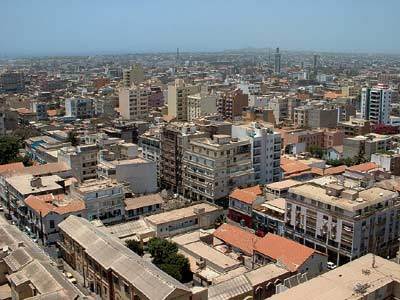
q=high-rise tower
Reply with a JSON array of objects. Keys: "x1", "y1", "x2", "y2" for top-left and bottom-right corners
[{"x1": 274, "y1": 47, "x2": 281, "y2": 75}]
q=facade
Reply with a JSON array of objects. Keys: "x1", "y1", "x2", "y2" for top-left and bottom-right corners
[
  {"x1": 285, "y1": 182, "x2": 400, "y2": 265},
  {"x1": 217, "y1": 89, "x2": 248, "y2": 119},
  {"x1": 167, "y1": 79, "x2": 201, "y2": 121},
  {"x1": 70, "y1": 179, "x2": 125, "y2": 224},
  {"x1": 182, "y1": 135, "x2": 254, "y2": 205},
  {"x1": 269, "y1": 97, "x2": 288, "y2": 124},
  {"x1": 186, "y1": 92, "x2": 218, "y2": 121},
  {"x1": 149, "y1": 86, "x2": 164, "y2": 108},
  {"x1": 58, "y1": 144, "x2": 98, "y2": 182},
  {"x1": 119, "y1": 85, "x2": 151, "y2": 120},
  {"x1": 307, "y1": 108, "x2": 338, "y2": 129},
  {"x1": 371, "y1": 152, "x2": 400, "y2": 176},
  {"x1": 122, "y1": 64, "x2": 145, "y2": 87},
  {"x1": 160, "y1": 123, "x2": 208, "y2": 193},
  {"x1": 228, "y1": 185, "x2": 263, "y2": 228},
  {"x1": 343, "y1": 134, "x2": 391, "y2": 160},
  {"x1": 253, "y1": 198, "x2": 286, "y2": 236},
  {"x1": 139, "y1": 129, "x2": 161, "y2": 185},
  {"x1": 124, "y1": 194, "x2": 163, "y2": 220},
  {"x1": 361, "y1": 84, "x2": 392, "y2": 125},
  {"x1": 31, "y1": 101, "x2": 48, "y2": 120},
  {"x1": 65, "y1": 97, "x2": 94, "y2": 119},
  {"x1": 232, "y1": 122, "x2": 282, "y2": 184},
  {"x1": 338, "y1": 117, "x2": 371, "y2": 137},
  {"x1": 94, "y1": 97, "x2": 116, "y2": 117},
  {"x1": 58, "y1": 216, "x2": 192, "y2": 300}
]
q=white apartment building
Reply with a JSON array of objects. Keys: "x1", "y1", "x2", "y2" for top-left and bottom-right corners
[
  {"x1": 285, "y1": 180, "x2": 400, "y2": 266},
  {"x1": 361, "y1": 84, "x2": 392, "y2": 125},
  {"x1": 58, "y1": 144, "x2": 98, "y2": 182},
  {"x1": 167, "y1": 79, "x2": 201, "y2": 121},
  {"x1": 65, "y1": 97, "x2": 94, "y2": 119},
  {"x1": 186, "y1": 92, "x2": 218, "y2": 121},
  {"x1": 232, "y1": 122, "x2": 282, "y2": 184},
  {"x1": 119, "y1": 85, "x2": 151, "y2": 120},
  {"x1": 182, "y1": 135, "x2": 254, "y2": 205},
  {"x1": 70, "y1": 179, "x2": 125, "y2": 224}
]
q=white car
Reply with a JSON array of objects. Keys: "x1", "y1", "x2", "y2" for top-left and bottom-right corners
[
  {"x1": 0, "y1": 205, "x2": 4, "y2": 212},
  {"x1": 327, "y1": 262, "x2": 337, "y2": 270}
]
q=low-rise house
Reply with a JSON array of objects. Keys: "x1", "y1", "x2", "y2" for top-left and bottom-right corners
[
  {"x1": 0, "y1": 223, "x2": 84, "y2": 299},
  {"x1": 124, "y1": 193, "x2": 163, "y2": 220},
  {"x1": 145, "y1": 202, "x2": 223, "y2": 238},
  {"x1": 24, "y1": 193, "x2": 86, "y2": 245},
  {"x1": 253, "y1": 198, "x2": 286, "y2": 236},
  {"x1": 253, "y1": 233, "x2": 327, "y2": 279},
  {"x1": 228, "y1": 185, "x2": 263, "y2": 228}
]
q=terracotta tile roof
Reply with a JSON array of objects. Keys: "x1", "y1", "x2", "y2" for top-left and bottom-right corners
[
  {"x1": 281, "y1": 160, "x2": 311, "y2": 176},
  {"x1": 324, "y1": 165, "x2": 346, "y2": 175},
  {"x1": 254, "y1": 233, "x2": 319, "y2": 272},
  {"x1": 347, "y1": 162, "x2": 378, "y2": 173},
  {"x1": 24, "y1": 194, "x2": 85, "y2": 217},
  {"x1": 229, "y1": 185, "x2": 262, "y2": 205},
  {"x1": 213, "y1": 223, "x2": 260, "y2": 256},
  {"x1": 0, "y1": 162, "x2": 24, "y2": 174}
]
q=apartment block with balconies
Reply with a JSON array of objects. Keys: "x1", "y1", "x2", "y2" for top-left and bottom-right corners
[
  {"x1": 284, "y1": 180, "x2": 400, "y2": 266},
  {"x1": 182, "y1": 134, "x2": 254, "y2": 206}
]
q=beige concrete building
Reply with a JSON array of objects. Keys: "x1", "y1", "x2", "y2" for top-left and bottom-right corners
[
  {"x1": 58, "y1": 144, "x2": 98, "y2": 182},
  {"x1": 343, "y1": 133, "x2": 391, "y2": 160},
  {"x1": 270, "y1": 254, "x2": 400, "y2": 300},
  {"x1": 338, "y1": 117, "x2": 371, "y2": 137},
  {"x1": 145, "y1": 202, "x2": 223, "y2": 238},
  {"x1": 70, "y1": 179, "x2": 125, "y2": 224},
  {"x1": 122, "y1": 64, "x2": 145, "y2": 87},
  {"x1": 285, "y1": 179, "x2": 400, "y2": 266},
  {"x1": 186, "y1": 91, "x2": 218, "y2": 121},
  {"x1": 119, "y1": 84, "x2": 151, "y2": 120},
  {"x1": 182, "y1": 135, "x2": 254, "y2": 205},
  {"x1": 168, "y1": 79, "x2": 201, "y2": 121},
  {"x1": 58, "y1": 216, "x2": 192, "y2": 300}
]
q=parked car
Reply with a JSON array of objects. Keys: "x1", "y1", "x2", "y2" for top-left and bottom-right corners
[{"x1": 327, "y1": 261, "x2": 337, "y2": 270}]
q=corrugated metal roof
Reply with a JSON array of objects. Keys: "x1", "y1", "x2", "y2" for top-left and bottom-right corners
[{"x1": 208, "y1": 274, "x2": 252, "y2": 300}]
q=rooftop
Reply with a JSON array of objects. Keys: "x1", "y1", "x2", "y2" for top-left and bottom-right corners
[
  {"x1": 254, "y1": 233, "x2": 321, "y2": 272},
  {"x1": 124, "y1": 193, "x2": 163, "y2": 211},
  {"x1": 269, "y1": 254, "x2": 400, "y2": 300},
  {"x1": 265, "y1": 179, "x2": 301, "y2": 191},
  {"x1": 145, "y1": 203, "x2": 222, "y2": 225},
  {"x1": 229, "y1": 185, "x2": 263, "y2": 205},
  {"x1": 6, "y1": 174, "x2": 64, "y2": 196},
  {"x1": 24, "y1": 194, "x2": 85, "y2": 217}
]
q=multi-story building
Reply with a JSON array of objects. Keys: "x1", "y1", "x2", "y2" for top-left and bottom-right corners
[
  {"x1": 58, "y1": 144, "x2": 98, "y2": 182},
  {"x1": 217, "y1": 89, "x2": 248, "y2": 120},
  {"x1": 232, "y1": 122, "x2": 282, "y2": 184},
  {"x1": 0, "y1": 71, "x2": 25, "y2": 92},
  {"x1": 269, "y1": 254, "x2": 400, "y2": 300},
  {"x1": 285, "y1": 181, "x2": 400, "y2": 266},
  {"x1": 293, "y1": 106, "x2": 311, "y2": 128},
  {"x1": 338, "y1": 117, "x2": 371, "y2": 137},
  {"x1": 168, "y1": 79, "x2": 201, "y2": 121},
  {"x1": 122, "y1": 64, "x2": 145, "y2": 87},
  {"x1": 58, "y1": 216, "x2": 192, "y2": 300},
  {"x1": 371, "y1": 152, "x2": 400, "y2": 176},
  {"x1": 0, "y1": 110, "x2": 18, "y2": 135},
  {"x1": 139, "y1": 128, "x2": 161, "y2": 185},
  {"x1": 65, "y1": 97, "x2": 94, "y2": 119},
  {"x1": 70, "y1": 179, "x2": 125, "y2": 224},
  {"x1": 269, "y1": 97, "x2": 288, "y2": 124},
  {"x1": 94, "y1": 97, "x2": 116, "y2": 117},
  {"x1": 31, "y1": 101, "x2": 48, "y2": 120},
  {"x1": 182, "y1": 134, "x2": 254, "y2": 205},
  {"x1": 361, "y1": 84, "x2": 392, "y2": 125},
  {"x1": 274, "y1": 47, "x2": 281, "y2": 75},
  {"x1": 160, "y1": 123, "x2": 208, "y2": 193},
  {"x1": 308, "y1": 108, "x2": 338, "y2": 129},
  {"x1": 186, "y1": 91, "x2": 218, "y2": 121},
  {"x1": 119, "y1": 84, "x2": 151, "y2": 120},
  {"x1": 343, "y1": 133, "x2": 391, "y2": 160},
  {"x1": 149, "y1": 86, "x2": 164, "y2": 108}
]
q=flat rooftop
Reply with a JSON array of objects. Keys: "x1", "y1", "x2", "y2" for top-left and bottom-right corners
[
  {"x1": 270, "y1": 254, "x2": 400, "y2": 300},
  {"x1": 145, "y1": 203, "x2": 222, "y2": 225},
  {"x1": 289, "y1": 184, "x2": 398, "y2": 212},
  {"x1": 6, "y1": 174, "x2": 64, "y2": 196}
]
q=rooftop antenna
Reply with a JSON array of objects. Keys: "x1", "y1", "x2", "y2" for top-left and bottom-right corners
[{"x1": 176, "y1": 47, "x2": 180, "y2": 66}]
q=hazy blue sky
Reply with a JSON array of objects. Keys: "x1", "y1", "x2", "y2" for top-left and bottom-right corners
[{"x1": 1, "y1": 0, "x2": 399, "y2": 56}]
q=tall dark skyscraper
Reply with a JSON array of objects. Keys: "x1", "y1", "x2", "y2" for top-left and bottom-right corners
[
  {"x1": 313, "y1": 54, "x2": 319, "y2": 74},
  {"x1": 274, "y1": 47, "x2": 281, "y2": 74}
]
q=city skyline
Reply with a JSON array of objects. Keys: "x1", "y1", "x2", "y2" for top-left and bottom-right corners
[{"x1": 1, "y1": 0, "x2": 400, "y2": 56}]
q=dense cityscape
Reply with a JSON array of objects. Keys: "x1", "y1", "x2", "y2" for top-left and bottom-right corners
[{"x1": 2, "y1": 2, "x2": 400, "y2": 299}]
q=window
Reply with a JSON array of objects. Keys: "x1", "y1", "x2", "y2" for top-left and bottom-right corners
[{"x1": 49, "y1": 220, "x2": 55, "y2": 229}]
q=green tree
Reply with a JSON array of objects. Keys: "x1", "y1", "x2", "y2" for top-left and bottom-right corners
[
  {"x1": 307, "y1": 145, "x2": 324, "y2": 159},
  {"x1": 67, "y1": 130, "x2": 79, "y2": 146},
  {"x1": 326, "y1": 159, "x2": 344, "y2": 167},
  {"x1": 125, "y1": 239, "x2": 144, "y2": 256},
  {"x1": 147, "y1": 238, "x2": 192, "y2": 283},
  {"x1": 0, "y1": 136, "x2": 21, "y2": 164}
]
